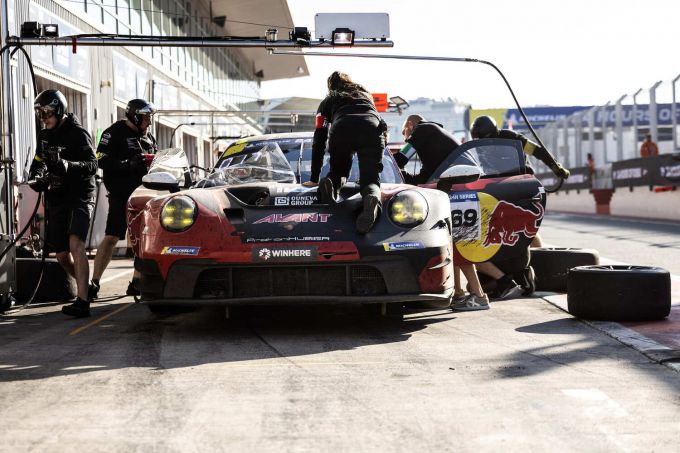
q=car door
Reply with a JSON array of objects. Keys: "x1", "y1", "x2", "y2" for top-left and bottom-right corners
[{"x1": 420, "y1": 138, "x2": 545, "y2": 264}]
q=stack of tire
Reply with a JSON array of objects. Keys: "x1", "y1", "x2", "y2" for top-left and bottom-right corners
[{"x1": 531, "y1": 247, "x2": 671, "y2": 321}]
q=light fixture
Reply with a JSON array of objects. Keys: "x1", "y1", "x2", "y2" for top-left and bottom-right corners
[
  {"x1": 290, "y1": 27, "x2": 311, "y2": 45},
  {"x1": 332, "y1": 28, "x2": 355, "y2": 46},
  {"x1": 255, "y1": 69, "x2": 264, "y2": 79}
]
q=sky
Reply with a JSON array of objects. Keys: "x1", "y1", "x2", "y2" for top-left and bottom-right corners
[{"x1": 261, "y1": 0, "x2": 680, "y2": 109}]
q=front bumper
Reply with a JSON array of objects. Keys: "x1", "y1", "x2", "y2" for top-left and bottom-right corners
[{"x1": 135, "y1": 254, "x2": 453, "y2": 305}]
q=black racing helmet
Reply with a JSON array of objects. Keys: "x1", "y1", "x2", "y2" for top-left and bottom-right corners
[
  {"x1": 34, "y1": 89, "x2": 67, "y2": 123},
  {"x1": 471, "y1": 115, "x2": 498, "y2": 139},
  {"x1": 125, "y1": 98, "x2": 156, "y2": 127}
]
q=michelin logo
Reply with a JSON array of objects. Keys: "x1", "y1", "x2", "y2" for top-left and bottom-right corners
[
  {"x1": 383, "y1": 241, "x2": 425, "y2": 251},
  {"x1": 161, "y1": 246, "x2": 200, "y2": 255}
]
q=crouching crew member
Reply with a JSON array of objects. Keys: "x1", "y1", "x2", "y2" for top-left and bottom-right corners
[
  {"x1": 90, "y1": 99, "x2": 157, "y2": 299},
  {"x1": 303, "y1": 71, "x2": 387, "y2": 234},
  {"x1": 29, "y1": 89, "x2": 98, "y2": 318},
  {"x1": 470, "y1": 115, "x2": 570, "y2": 179}
]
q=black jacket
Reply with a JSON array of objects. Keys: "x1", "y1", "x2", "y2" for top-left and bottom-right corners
[
  {"x1": 97, "y1": 120, "x2": 157, "y2": 196},
  {"x1": 29, "y1": 113, "x2": 97, "y2": 201},
  {"x1": 404, "y1": 121, "x2": 459, "y2": 184},
  {"x1": 311, "y1": 90, "x2": 378, "y2": 182}
]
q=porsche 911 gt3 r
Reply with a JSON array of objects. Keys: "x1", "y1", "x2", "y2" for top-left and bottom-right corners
[{"x1": 127, "y1": 133, "x2": 454, "y2": 315}]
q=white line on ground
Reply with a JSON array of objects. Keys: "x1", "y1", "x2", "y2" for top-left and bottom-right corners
[{"x1": 98, "y1": 269, "x2": 133, "y2": 284}]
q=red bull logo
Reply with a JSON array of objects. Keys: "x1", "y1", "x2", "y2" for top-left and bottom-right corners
[{"x1": 482, "y1": 201, "x2": 544, "y2": 247}]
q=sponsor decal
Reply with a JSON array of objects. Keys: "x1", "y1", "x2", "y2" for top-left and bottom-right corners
[
  {"x1": 613, "y1": 167, "x2": 647, "y2": 180},
  {"x1": 246, "y1": 236, "x2": 330, "y2": 243},
  {"x1": 254, "y1": 213, "x2": 332, "y2": 224},
  {"x1": 161, "y1": 246, "x2": 200, "y2": 255},
  {"x1": 252, "y1": 246, "x2": 318, "y2": 262},
  {"x1": 661, "y1": 165, "x2": 680, "y2": 178},
  {"x1": 483, "y1": 201, "x2": 544, "y2": 247},
  {"x1": 274, "y1": 195, "x2": 317, "y2": 206},
  {"x1": 383, "y1": 241, "x2": 425, "y2": 251}
]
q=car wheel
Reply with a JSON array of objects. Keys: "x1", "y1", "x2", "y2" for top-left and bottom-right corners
[
  {"x1": 147, "y1": 303, "x2": 195, "y2": 315},
  {"x1": 530, "y1": 248, "x2": 599, "y2": 292},
  {"x1": 567, "y1": 265, "x2": 671, "y2": 321},
  {"x1": 362, "y1": 302, "x2": 405, "y2": 320}
]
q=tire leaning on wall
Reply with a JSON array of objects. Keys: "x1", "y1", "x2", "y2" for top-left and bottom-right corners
[
  {"x1": 567, "y1": 265, "x2": 671, "y2": 321},
  {"x1": 530, "y1": 248, "x2": 600, "y2": 292}
]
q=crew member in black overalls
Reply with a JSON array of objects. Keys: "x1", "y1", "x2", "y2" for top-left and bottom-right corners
[
  {"x1": 303, "y1": 71, "x2": 386, "y2": 234},
  {"x1": 470, "y1": 115, "x2": 570, "y2": 179},
  {"x1": 90, "y1": 99, "x2": 157, "y2": 299},
  {"x1": 398, "y1": 114, "x2": 460, "y2": 184},
  {"x1": 28, "y1": 90, "x2": 98, "y2": 318}
]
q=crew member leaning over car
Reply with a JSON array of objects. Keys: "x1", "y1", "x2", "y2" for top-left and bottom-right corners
[
  {"x1": 90, "y1": 98, "x2": 157, "y2": 300},
  {"x1": 397, "y1": 114, "x2": 460, "y2": 185},
  {"x1": 302, "y1": 71, "x2": 387, "y2": 234},
  {"x1": 470, "y1": 115, "x2": 570, "y2": 179}
]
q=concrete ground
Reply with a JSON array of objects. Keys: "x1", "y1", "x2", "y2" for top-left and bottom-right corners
[{"x1": 0, "y1": 214, "x2": 678, "y2": 452}]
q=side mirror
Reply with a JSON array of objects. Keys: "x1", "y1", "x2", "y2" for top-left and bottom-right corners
[
  {"x1": 142, "y1": 171, "x2": 180, "y2": 193},
  {"x1": 436, "y1": 164, "x2": 481, "y2": 192}
]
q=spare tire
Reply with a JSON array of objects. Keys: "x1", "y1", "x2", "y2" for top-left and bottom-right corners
[
  {"x1": 530, "y1": 248, "x2": 599, "y2": 292},
  {"x1": 567, "y1": 265, "x2": 671, "y2": 321},
  {"x1": 15, "y1": 257, "x2": 76, "y2": 302}
]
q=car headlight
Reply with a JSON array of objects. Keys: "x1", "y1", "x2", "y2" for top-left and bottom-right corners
[
  {"x1": 161, "y1": 195, "x2": 197, "y2": 232},
  {"x1": 389, "y1": 190, "x2": 429, "y2": 227}
]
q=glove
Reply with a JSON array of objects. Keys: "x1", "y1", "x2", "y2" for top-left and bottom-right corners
[
  {"x1": 393, "y1": 152, "x2": 410, "y2": 169},
  {"x1": 47, "y1": 158, "x2": 68, "y2": 176},
  {"x1": 28, "y1": 177, "x2": 48, "y2": 193},
  {"x1": 550, "y1": 162, "x2": 570, "y2": 179},
  {"x1": 123, "y1": 154, "x2": 147, "y2": 172}
]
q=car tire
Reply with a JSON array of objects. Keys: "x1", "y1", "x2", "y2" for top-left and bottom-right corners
[
  {"x1": 147, "y1": 303, "x2": 195, "y2": 315},
  {"x1": 15, "y1": 257, "x2": 76, "y2": 302},
  {"x1": 567, "y1": 265, "x2": 671, "y2": 321},
  {"x1": 530, "y1": 248, "x2": 600, "y2": 292},
  {"x1": 363, "y1": 302, "x2": 405, "y2": 320}
]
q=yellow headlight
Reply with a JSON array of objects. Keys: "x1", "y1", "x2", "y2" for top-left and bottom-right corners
[
  {"x1": 389, "y1": 190, "x2": 429, "y2": 227},
  {"x1": 161, "y1": 196, "x2": 197, "y2": 232}
]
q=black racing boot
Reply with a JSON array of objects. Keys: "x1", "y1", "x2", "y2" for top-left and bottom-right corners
[
  {"x1": 356, "y1": 195, "x2": 381, "y2": 234},
  {"x1": 126, "y1": 280, "x2": 141, "y2": 297},
  {"x1": 317, "y1": 177, "x2": 336, "y2": 205},
  {"x1": 62, "y1": 297, "x2": 91, "y2": 318}
]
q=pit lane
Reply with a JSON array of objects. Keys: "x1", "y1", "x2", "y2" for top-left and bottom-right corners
[{"x1": 0, "y1": 213, "x2": 678, "y2": 451}]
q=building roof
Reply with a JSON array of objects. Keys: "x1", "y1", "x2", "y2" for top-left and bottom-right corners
[{"x1": 210, "y1": 0, "x2": 309, "y2": 81}]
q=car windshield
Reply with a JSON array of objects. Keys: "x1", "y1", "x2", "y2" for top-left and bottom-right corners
[
  {"x1": 430, "y1": 139, "x2": 525, "y2": 181},
  {"x1": 207, "y1": 141, "x2": 296, "y2": 185},
  {"x1": 218, "y1": 137, "x2": 403, "y2": 184}
]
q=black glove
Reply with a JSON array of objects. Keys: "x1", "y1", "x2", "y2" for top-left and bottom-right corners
[
  {"x1": 123, "y1": 154, "x2": 147, "y2": 172},
  {"x1": 549, "y1": 162, "x2": 570, "y2": 179},
  {"x1": 28, "y1": 176, "x2": 49, "y2": 193},
  {"x1": 393, "y1": 152, "x2": 410, "y2": 169},
  {"x1": 47, "y1": 158, "x2": 68, "y2": 176}
]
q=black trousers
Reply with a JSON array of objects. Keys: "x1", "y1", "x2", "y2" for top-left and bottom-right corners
[{"x1": 328, "y1": 114, "x2": 384, "y2": 200}]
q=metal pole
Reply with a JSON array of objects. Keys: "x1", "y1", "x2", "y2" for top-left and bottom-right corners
[
  {"x1": 562, "y1": 117, "x2": 569, "y2": 168},
  {"x1": 0, "y1": 0, "x2": 15, "y2": 241},
  {"x1": 632, "y1": 88, "x2": 642, "y2": 156},
  {"x1": 588, "y1": 106, "x2": 596, "y2": 159},
  {"x1": 673, "y1": 74, "x2": 680, "y2": 150},
  {"x1": 615, "y1": 95, "x2": 626, "y2": 161},
  {"x1": 8, "y1": 36, "x2": 395, "y2": 49},
  {"x1": 601, "y1": 102, "x2": 610, "y2": 162},
  {"x1": 648, "y1": 80, "x2": 662, "y2": 144}
]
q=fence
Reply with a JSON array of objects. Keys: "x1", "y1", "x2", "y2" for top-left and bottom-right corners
[{"x1": 533, "y1": 75, "x2": 680, "y2": 175}]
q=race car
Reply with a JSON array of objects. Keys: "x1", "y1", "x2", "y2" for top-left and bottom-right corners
[{"x1": 127, "y1": 133, "x2": 455, "y2": 316}]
